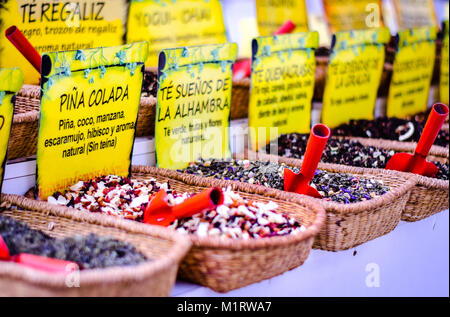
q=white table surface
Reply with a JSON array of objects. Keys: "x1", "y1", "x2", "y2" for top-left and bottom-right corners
[{"x1": 3, "y1": 127, "x2": 449, "y2": 297}]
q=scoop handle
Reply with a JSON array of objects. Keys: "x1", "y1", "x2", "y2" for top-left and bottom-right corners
[
  {"x1": 5, "y1": 26, "x2": 41, "y2": 73},
  {"x1": 415, "y1": 103, "x2": 449, "y2": 157},
  {"x1": 300, "y1": 124, "x2": 331, "y2": 180},
  {"x1": 0, "y1": 236, "x2": 11, "y2": 260},
  {"x1": 172, "y1": 188, "x2": 224, "y2": 219},
  {"x1": 273, "y1": 20, "x2": 296, "y2": 35},
  {"x1": 12, "y1": 254, "x2": 77, "y2": 273}
]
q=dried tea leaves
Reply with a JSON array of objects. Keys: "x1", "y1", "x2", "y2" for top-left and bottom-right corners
[{"x1": 0, "y1": 214, "x2": 147, "y2": 270}]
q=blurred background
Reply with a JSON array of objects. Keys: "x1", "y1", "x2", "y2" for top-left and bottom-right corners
[{"x1": 222, "y1": 0, "x2": 449, "y2": 57}]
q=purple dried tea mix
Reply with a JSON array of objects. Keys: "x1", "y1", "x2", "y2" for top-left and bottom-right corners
[
  {"x1": 0, "y1": 214, "x2": 147, "y2": 270},
  {"x1": 270, "y1": 134, "x2": 449, "y2": 181},
  {"x1": 181, "y1": 159, "x2": 391, "y2": 204}
]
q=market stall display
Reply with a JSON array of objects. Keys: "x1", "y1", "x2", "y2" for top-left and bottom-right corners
[{"x1": 0, "y1": 0, "x2": 448, "y2": 298}]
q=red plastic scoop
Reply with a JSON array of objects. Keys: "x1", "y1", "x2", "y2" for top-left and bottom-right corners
[
  {"x1": 233, "y1": 20, "x2": 297, "y2": 81},
  {"x1": 144, "y1": 187, "x2": 224, "y2": 227},
  {"x1": 0, "y1": 235, "x2": 76, "y2": 273},
  {"x1": 385, "y1": 103, "x2": 449, "y2": 177},
  {"x1": 5, "y1": 25, "x2": 41, "y2": 73},
  {"x1": 284, "y1": 124, "x2": 331, "y2": 198}
]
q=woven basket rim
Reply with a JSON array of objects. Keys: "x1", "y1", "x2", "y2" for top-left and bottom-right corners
[
  {"x1": 233, "y1": 151, "x2": 418, "y2": 215},
  {"x1": 349, "y1": 137, "x2": 449, "y2": 158},
  {"x1": 16, "y1": 84, "x2": 41, "y2": 98},
  {"x1": 131, "y1": 165, "x2": 326, "y2": 250},
  {"x1": 140, "y1": 95, "x2": 157, "y2": 105},
  {"x1": 0, "y1": 194, "x2": 192, "y2": 288},
  {"x1": 326, "y1": 136, "x2": 449, "y2": 188}
]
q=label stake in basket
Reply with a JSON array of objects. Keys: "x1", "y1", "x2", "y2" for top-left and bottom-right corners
[
  {"x1": 284, "y1": 124, "x2": 331, "y2": 198},
  {"x1": 386, "y1": 103, "x2": 449, "y2": 177},
  {"x1": 440, "y1": 20, "x2": 449, "y2": 105},
  {"x1": 155, "y1": 43, "x2": 238, "y2": 170},
  {"x1": 255, "y1": 0, "x2": 309, "y2": 37},
  {"x1": 0, "y1": 68, "x2": 23, "y2": 199},
  {"x1": 0, "y1": 0, "x2": 128, "y2": 85},
  {"x1": 322, "y1": 0, "x2": 384, "y2": 33},
  {"x1": 321, "y1": 27, "x2": 391, "y2": 128},
  {"x1": 386, "y1": 26, "x2": 437, "y2": 118},
  {"x1": 126, "y1": 0, "x2": 228, "y2": 66},
  {"x1": 35, "y1": 43, "x2": 148, "y2": 200},
  {"x1": 248, "y1": 30, "x2": 319, "y2": 151}
]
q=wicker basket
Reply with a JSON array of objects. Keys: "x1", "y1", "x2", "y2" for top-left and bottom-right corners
[
  {"x1": 8, "y1": 85, "x2": 156, "y2": 160},
  {"x1": 349, "y1": 137, "x2": 449, "y2": 222},
  {"x1": 233, "y1": 152, "x2": 417, "y2": 251},
  {"x1": 0, "y1": 194, "x2": 191, "y2": 297},
  {"x1": 21, "y1": 165, "x2": 325, "y2": 293},
  {"x1": 136, "y1": 96, "x2": 157, "y2": 137},
  {"x1": 230, "y1": 78, "x2": 251, "y2": 120},
  {"x1": 8, "y1": 85, "x2": 40, "y2": 160}
]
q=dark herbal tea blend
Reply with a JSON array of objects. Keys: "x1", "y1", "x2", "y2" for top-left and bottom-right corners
[
  {"x1": 48, "y1": 176, "x2": 305, "y2": 239},
  {"x1": 270, "y1": 134, "x2": 449, "y2": 181},
  {"x1": 332, "y1": 115, "x2": 449, "y2": 147},
  {"x1": 0, "y1": 215, "x2": 147, "y2": 269},
  {"x1": 181, "y1": 159, "x2": 391, "y2": 204}
]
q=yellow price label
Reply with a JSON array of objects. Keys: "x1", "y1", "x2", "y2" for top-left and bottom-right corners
[
  {"x1": 440, "y1": 21, "x2": 449, "y2": 105},
  {"x1": 387, "y1": 26, "x2": 437, "y2": 118},
  {"x1": 392, "y1": 0, "x2": 438, "y2": 29},
  {"x1": 0, "y1": 68, "x2": 24, "y2": 196},
  {"x1": 322, "y1": 28, "x2": 390, "y2": 128},
  {"x1": 255, "y1": 0, "x2": 309, "y2": 36},
  {"x1": 126, "y1": 0, "x2": 228, "y2": 66},
  {"x1": 0, "y1": 0, "x2": 127, "y2": 85},
  {"x1": 155, "y1": 43, "x2": 238, "y2": 170},
  {"x1": 249, "y1": 32, "x2": 319, "y2": 151},
  {"x1": 323, "y1": 0, "x2": 384, "y2": 33},
  {"x1": 36, "y1": 43, "x2": 148, "y2": 200}
]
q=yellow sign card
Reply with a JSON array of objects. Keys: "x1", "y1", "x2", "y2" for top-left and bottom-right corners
[
  {"x1": 155, "y1": 43, "x2": 238, "y2": 170},
  {"x1": 0, "y1": 0, "x2": 127, "y2": 85},
  {"x1": 323, "y1": 0, "x2": 384, "y2": 33},
  {"x1": 387, "y1": 26, "x2": 437, "y2": 118},
  {"x1": 255, "y1": 0, "x2": 309, "y2": 36},
  {"x1": 36, "y1": 42, "x2": 148, "y2": 199},
  {"x1": 249, "y1": 32, "x2": 319, "y2": 151},
  {"x1": 0, "y1": 68, "x2": 24, "y2": 195},
  {"x1": 126, "y1": 0, "x2": 228, "y2": 66},
  {"x1": 440, "y1": 21, "x2": 449, "y2": 105},
  {"x1": 392, "y1": 0, "x2": 438, "y2": 29},
  {"x1": 322, "y1": 28, "x2": 390, "y2": 128}
]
